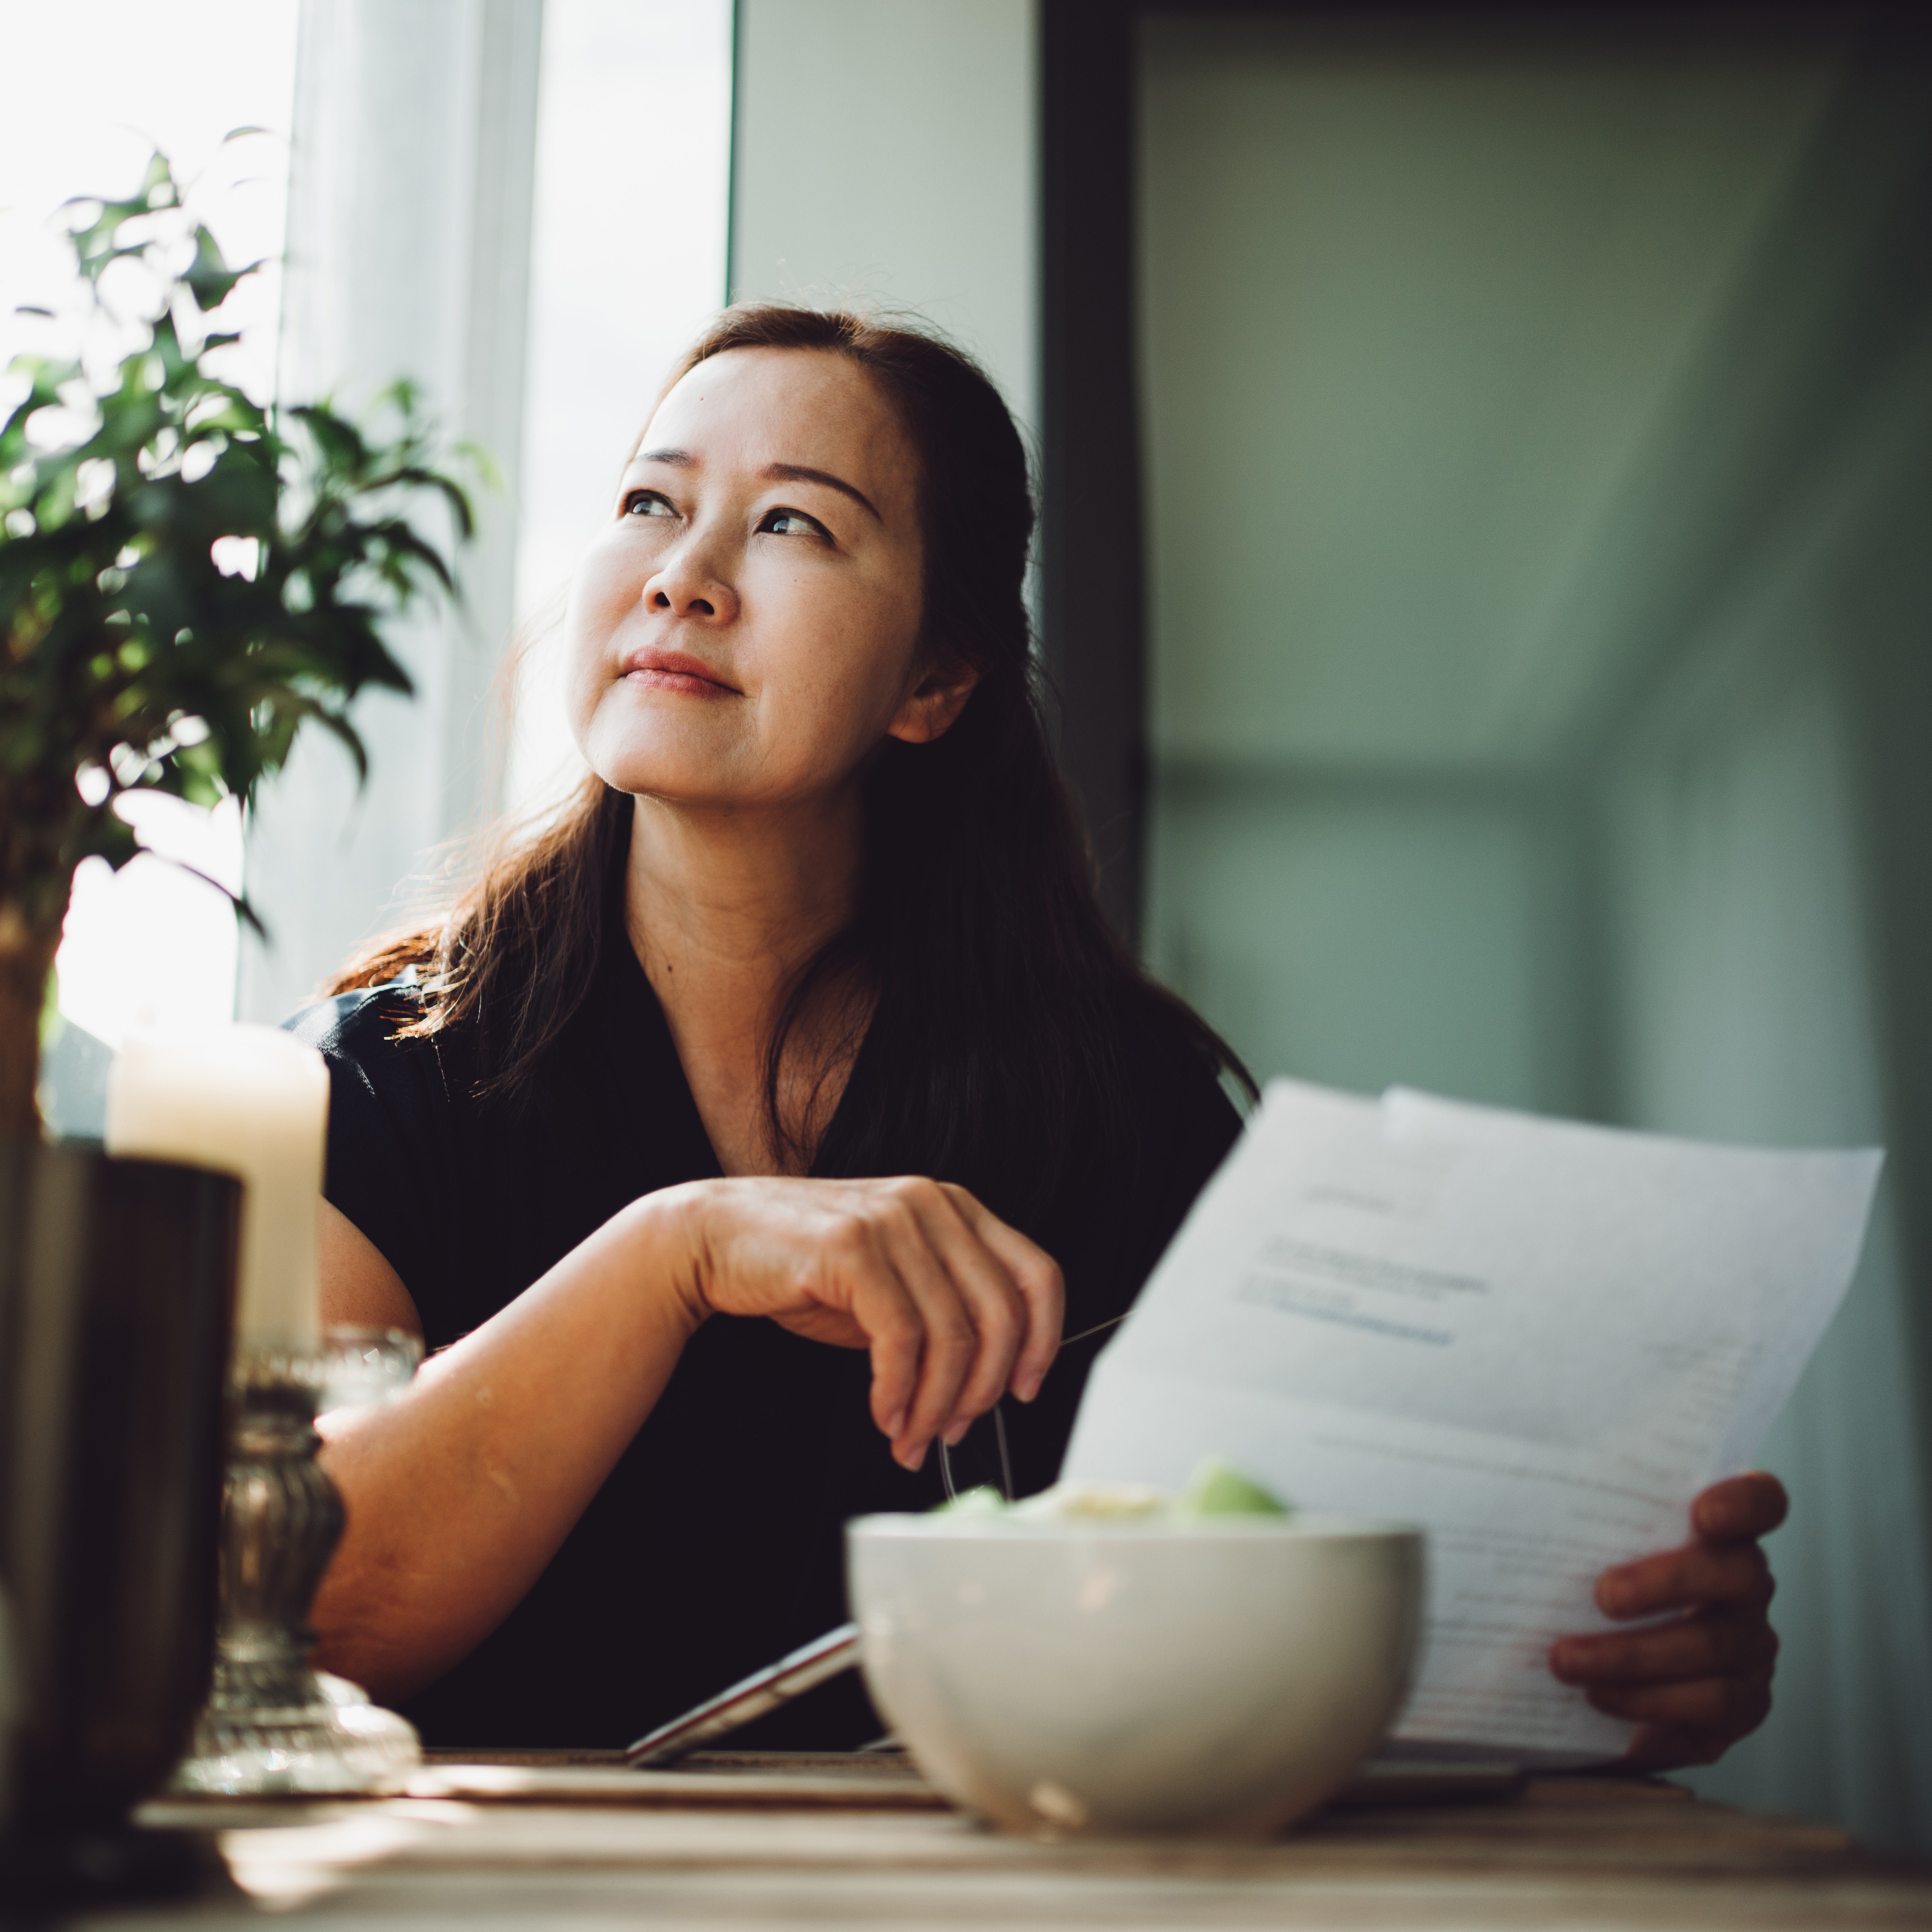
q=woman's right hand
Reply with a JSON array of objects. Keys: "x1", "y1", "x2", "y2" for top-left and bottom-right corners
[{"x1": 647, "y1": 1176, "x2": 1064, "y2": 1473}]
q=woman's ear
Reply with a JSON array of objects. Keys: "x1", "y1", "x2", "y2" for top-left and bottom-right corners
[{"x1": 887, "y1": 655, "x2": 981, "y2": 745}]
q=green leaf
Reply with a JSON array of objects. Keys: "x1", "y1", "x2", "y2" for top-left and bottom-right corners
[
  {"x1": 182, "y1": 226, "x2": 248, "y2": 314},
  {"x1": 4, "y1": 142, "x2": 480, "y2": 934}
]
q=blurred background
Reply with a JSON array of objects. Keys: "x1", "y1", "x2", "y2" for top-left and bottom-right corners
[{"x1": 5, "y1": 0, "x2": 1928, "y2": 1853}]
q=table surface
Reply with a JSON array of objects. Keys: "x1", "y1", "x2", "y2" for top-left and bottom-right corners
[{"x1": 73, "y1": 1749, "x2": 1932, "y2": 1930}]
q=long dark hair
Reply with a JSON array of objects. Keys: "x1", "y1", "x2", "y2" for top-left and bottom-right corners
[{"x1": 332, "y1": 306, "x2": 1250, "y2": 1225}]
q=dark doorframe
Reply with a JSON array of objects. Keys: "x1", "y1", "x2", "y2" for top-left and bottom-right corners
[{"x1": 1038, "y1": 0, "x2": 1146, "y2": 941}]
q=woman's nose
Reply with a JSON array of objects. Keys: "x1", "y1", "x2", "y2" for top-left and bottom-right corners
[{"x1": 642, "y1": 543, "x2": 739, "y2": 624}]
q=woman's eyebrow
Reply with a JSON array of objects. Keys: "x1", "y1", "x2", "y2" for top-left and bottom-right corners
[
  {"x1": 628, "y1": 449, "x2": 881, "y2": 524},
  {"x1": 760, "y1": 462, "x2": 881, "y2": 523}
]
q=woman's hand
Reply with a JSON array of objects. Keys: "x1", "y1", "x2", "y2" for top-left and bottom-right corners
[
  {"x1": 653, "y1": 1175, "x2": 1064, "y2": 1473},
  {"x1": 1548, "y1": 1471, "x2": 1787, "y2": 1768}
]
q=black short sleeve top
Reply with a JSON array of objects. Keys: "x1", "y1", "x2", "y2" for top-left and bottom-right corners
[{"x1": 287, "y1": 934, "x2": 1241, "y2": 1749}]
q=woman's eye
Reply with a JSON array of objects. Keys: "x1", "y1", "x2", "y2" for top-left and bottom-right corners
[
  {"x1": 622, "y1": 490, "x2": 676, "y2": 519},
  {"x1": 759, "y1": 507, "x2": 828, "y2": 541}
]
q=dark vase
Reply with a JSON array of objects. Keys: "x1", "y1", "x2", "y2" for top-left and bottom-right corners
[{"x1": 0, "y1": 1140, "x2": 240, "y2": 1847}]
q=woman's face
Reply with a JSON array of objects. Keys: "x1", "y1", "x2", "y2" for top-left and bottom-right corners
[{"x1": 566, "y1": 346, "x2": 969, "y2": 813}]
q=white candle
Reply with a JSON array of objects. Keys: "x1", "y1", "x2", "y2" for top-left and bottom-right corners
[{"x1": 106, "y1": 1025, "x2": 329, "y2": 1348}]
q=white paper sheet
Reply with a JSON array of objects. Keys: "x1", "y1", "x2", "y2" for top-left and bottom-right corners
[{"x1": 1062, "y1": 1079, "x2": 1882, "y2": 1758}]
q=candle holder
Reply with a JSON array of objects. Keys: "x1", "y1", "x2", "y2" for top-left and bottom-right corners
[{"x1": 166, "y1": 1337, "x2": 422, "y2": 1797}]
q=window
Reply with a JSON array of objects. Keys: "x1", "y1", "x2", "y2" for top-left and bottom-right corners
[
  {"x1": 508, "y1": 0, "x2": 734, "y2": 816},
  {"x1": 0, "y1": 1, "x2": 298, "y2": 1102}
]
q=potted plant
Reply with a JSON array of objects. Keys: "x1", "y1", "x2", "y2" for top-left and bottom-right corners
[{"x1": 0, "y1": 153, "x2": 472, "y2": 1883}]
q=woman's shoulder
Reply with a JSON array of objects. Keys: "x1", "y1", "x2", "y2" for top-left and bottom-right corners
[
  {"x1": 1087, "y1": 985, "x2": 1250, "y2": 1268},
  {"x1": 1114, "y1": 985, "x2": 1248, "y2": 1160},
  {"x1": 1037, "y1": 984, "x2": 1247, "y2": 1276},
  {"x1": 284, "y1": 978, "x2": 472, "y2": 1310},
  {"x1": 287, "y1": 973, "x2": 427, "y2": 1055},
  {"x1": 285, "y1": 975, "x2": 466, "y2": 1107}
]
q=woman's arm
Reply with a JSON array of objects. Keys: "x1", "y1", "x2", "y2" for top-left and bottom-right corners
[
  {"x1": 1550, "y1": 1472, "x2": 1787, "y2": 1768},
  {"x1": 311, "y1": 1177, "x2": 1061, "y2": 1702}
]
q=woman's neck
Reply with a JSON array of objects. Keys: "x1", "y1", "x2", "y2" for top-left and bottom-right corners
[{"x1": 623, "y1": 789, "x2": 867, "y2": 1177}]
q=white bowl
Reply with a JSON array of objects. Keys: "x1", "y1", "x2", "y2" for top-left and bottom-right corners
[{"x1": 847, "y1": 1513, "x2": 1423, "y2": 1839}]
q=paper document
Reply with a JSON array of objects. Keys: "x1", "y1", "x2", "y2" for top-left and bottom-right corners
[{"x1": 1063, "y1": 1080, "x2": 1882, "y2": 1758}]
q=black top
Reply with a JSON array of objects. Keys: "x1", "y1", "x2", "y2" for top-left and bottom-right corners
[{"x1": 288, "y1": 934, "x2": 1241, "y2": 1749}]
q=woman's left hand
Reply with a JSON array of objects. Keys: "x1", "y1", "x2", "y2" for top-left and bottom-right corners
[{"x1": 1548, "y1": 1471, "x2": 1787, "y2": 1769}]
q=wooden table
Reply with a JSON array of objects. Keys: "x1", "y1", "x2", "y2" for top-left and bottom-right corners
[{"x1": 88, "y1": 1750, "x2": 1932, "y2": 1929}]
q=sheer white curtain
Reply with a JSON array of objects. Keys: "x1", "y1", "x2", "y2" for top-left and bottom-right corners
[
  {"x1": 240, "y1": 0, "x2": 736, "y2": 1020},
  {"x1": 238, "y1": 0, "x2": 543, "y2": 1025}
]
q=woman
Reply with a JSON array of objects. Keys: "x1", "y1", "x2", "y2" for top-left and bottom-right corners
[{"x1": 298, "y1": 307, "x2": 1783, "y2": 1766}]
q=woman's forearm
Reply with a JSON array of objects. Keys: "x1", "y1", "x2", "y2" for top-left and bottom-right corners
[
  {"x1": 312, "y1": 1190, "x2": 705, "y2": 1701},
  {"x1": 309, "y1": 1171, "x2": 1061, "y2": 1704}
]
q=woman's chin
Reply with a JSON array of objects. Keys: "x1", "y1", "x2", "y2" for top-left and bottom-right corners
[
  {"x1": 585, "y1": 728, "x2": 865, "y2": 820},
  {"x1": 592, "y1": 754, "x2": 795, "y2": 817},
  {"x1": 581, "y1": 719, "x2": 749, "y2": 803}
]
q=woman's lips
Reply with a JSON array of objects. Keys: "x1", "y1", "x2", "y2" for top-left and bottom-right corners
[{"x1": 620, "y1": 648, "x2": 739, "y2": 697}]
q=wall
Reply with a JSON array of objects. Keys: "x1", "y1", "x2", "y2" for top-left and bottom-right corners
[
  {"x1": 1145, "y1": 770, "x2": 1576, "y2": 1110},
  {"x1": 1599, "y1": 315, "x2": 1932, "y2": 1840},
  {"x1": 1134, "y1": 11, "x2": 1932, "y2": 1852},
  {"x1": 730, "y1": 0, "x2": 1038, "y2": 438},
  {"x1": 1135, "y1": 16, "x2": 1845, "y2": 1120}
]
